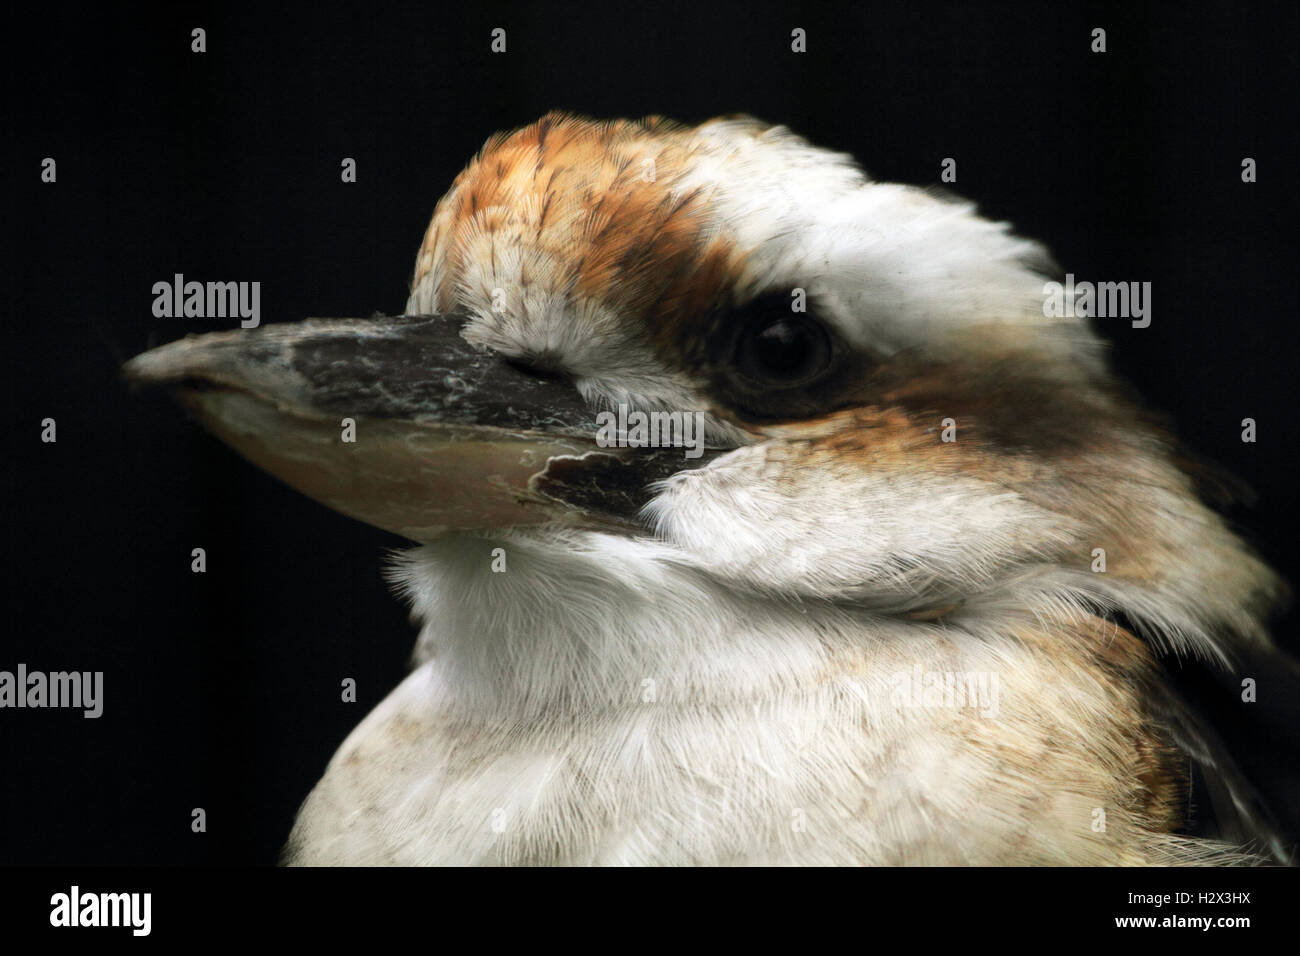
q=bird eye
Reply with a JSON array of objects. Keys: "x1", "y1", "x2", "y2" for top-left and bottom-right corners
[{"x1": 736, "y1": 313, "x2": 832, "y2": 387}]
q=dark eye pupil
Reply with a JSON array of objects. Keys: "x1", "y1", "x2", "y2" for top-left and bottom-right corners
[
  {"x1": 753, "y1": 320, "x2": 811, "y2": 374},
  {"x1": 726, "y1": 293, "x2": 833, "y2": 390}
]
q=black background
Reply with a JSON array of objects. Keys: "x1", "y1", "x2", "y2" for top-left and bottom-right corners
[{"x1": 2, "y1": 1, "x2": 1297, "y2": 865}]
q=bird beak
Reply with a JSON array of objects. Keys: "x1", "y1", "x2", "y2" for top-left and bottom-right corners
[{"x1": 124, "y1": 314, "x2": 695, "y2": 541}]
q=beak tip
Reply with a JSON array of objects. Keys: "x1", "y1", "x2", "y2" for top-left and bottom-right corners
[
  {"x1": 122, "y1": 333, "x2": 235, "y2": 391},
  {"x1": 121, "y1": 348, "x2": 169, "y2": 390}
]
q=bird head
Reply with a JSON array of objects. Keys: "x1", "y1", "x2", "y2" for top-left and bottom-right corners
[{"x1": 125, "y1": 112, "x2": 1280, "y2": 660}]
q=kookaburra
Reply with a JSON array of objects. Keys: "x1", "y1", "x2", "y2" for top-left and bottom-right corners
[{"x1": 126, "y1": 113, "x2": 1289, "y2": 865}]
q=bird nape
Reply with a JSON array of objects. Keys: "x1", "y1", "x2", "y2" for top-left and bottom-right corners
[{"x1": 125, "y1": 112, "x2": 1292, "y2": 866}]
